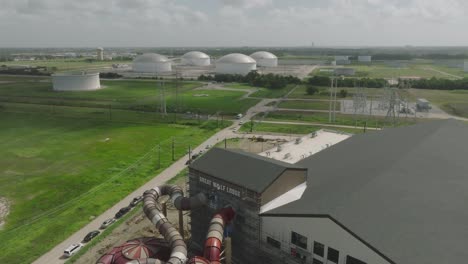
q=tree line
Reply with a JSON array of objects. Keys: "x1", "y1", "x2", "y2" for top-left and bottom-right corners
[{"x1": 199, "y1": 71, "x2": 301, "y2": 89}]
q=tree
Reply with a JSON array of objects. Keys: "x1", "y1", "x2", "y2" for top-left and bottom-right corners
[
  {"x1": 339, "y1": 89, "x2": 348, "y2": 98},
  {"x1": 306, "y1": 86, "x2": 319, "y2": 95}
]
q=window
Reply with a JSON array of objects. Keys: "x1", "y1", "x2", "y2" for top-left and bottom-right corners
[
  {"x1": 327, "y1": 247, "x2": 339, "y2": 263},
  {"x1": 313, "y1": 241, "x2": 324, "y2": 257},
  {"x1": 266, "y1": 236, "x2": 281, "y2": 249},
  {"x1": 346, "y1": 255, "x2": 367, "y2": 264},
  {"x1": 291, "y1": 231, "x2": 307, "y2": 249},
  {"x1": 312, "y1": 258, "x2": 323, "y2": 264}
]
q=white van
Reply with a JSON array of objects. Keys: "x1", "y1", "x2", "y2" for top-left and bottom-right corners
[
  {"x1": 63, "y1": 243, "x2": 83, "y2": 258},
  {"x1": 236, "y1": 114, "x2": 243, "y2": 119}
]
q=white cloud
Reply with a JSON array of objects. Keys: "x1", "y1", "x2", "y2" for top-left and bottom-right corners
[{"x1": 222, "y1": 0, "x2": 272, "y2": 9}]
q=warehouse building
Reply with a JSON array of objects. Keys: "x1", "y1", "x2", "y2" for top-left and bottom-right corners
[
  {"x1": 181, "y1": 51, "x2": 211, "y2": 66},
  {"x1": 250, "y1": 51, "x2": 278, "y2": 67},
  {"x1": 132, "y1": 53, "x2": 172, "y2": 73},
  {"x1": 358, "y1": 55, "x2": 372, "y2": 63},
  {"x1": 189, "y1": 120, "x2": 468, "y2": 264},
  {"x1": 51, "y1": 72, "x2": 101, "y2": 91},
  {"x1": 215, "y1": 53, "x2": 256, "y2": 75}
]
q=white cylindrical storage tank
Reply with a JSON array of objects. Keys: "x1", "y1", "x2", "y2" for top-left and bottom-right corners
[
  {"x1": 215, "y1": 53, "x2": 256, "y2": 75},
  {"x1": 181, "y1": 51, "x2": 210, "y2": 66},
  {"x1": 250, "y1": 51, "x2": 278, "y2": 67},
  {"x1": 132, "y1": 53, "x2": 172, "y2": 73},
  {"x1": 52, "y1": 72, "x2": 101, "y2": 91}
]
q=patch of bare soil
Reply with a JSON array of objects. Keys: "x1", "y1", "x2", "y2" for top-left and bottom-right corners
[{"x1": 0, "y1": 197, "x2": 11, "y2": 230}]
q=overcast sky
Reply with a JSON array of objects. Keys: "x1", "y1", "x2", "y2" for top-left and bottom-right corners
[{"x1": 1, "y1": 0, "x2": 467, "y2": 47}]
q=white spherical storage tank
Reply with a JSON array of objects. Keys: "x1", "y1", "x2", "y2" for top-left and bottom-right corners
[
  {"x1": 181, "y1": 51, "x2": 210, "y2": 66},
  {"x1": 52, "y1": 72, "x2": 101, "y2": 91},
  {"x1": 250, "y1": 51, "x2": 278, "y2": 67},
  {"x1": 132, "y1": 53, "x2": 172, "y2": 73},
  {"x1": 215, "y1": 53, "x2": 256, "y2": 75}
]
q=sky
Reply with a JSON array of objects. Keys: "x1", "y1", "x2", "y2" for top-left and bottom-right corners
[{"x1": 0, "y1": 0, "x2": 467, "y2": 47}]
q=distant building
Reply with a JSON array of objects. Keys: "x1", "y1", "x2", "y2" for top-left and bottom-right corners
[
  {"x1": 335, "y1": 56, "x2": 351, "y2": 65},
  {"x1": 358, "y1": 55, "x2": 372, "y2": 63},
  {"x1": 334, "y1": 68, "x2": 356, "y2": 76},
  {"x1": 97, "y1": 47, "x2": 104, "y2": 61}
]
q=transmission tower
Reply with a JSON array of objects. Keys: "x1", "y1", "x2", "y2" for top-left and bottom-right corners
[
  {"x1": 382, "y1": 87, "x2": 401, "y2": 126},
  {"x1": 329, "y1": 77, "x2": 338, "y2": 123}
]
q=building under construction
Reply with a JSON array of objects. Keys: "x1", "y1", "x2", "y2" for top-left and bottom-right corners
[{"x1": 188, "y1": 120, "x2": 468, "y2": 264}]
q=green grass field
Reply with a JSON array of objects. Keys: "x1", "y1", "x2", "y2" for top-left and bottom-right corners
[
  {"x1": 409, "y1": 89, "x2": 468, "y2": 118},
  {"x1": 0, "y1": 112, "x2": 223, "y2": 264},
  {"x1": 0, "y1": 77, "x2": 258, "y2": 115},
  {"x1": 288, "y1": 85, "x2": 415, "y2": 100},
  {"x1": 250, "y1": 85, "x2": 296, "y2": 98},
  {"x1": 278, "y1": 100, "x2": 337, "y2": 111},
  {"x1": 266, "y1": 111, "x2": 417, "y2": 128},
  {"x1": 312, "y1": 61, "x2": 467, "y2": 80},
  {"x1": 1, "y1": 58, "x2": 127, "y2": 71},
  {"x1": 239, "y1": 121, "x2": 364, "y2": 134},
  {"x1": 223, "y1": 83, "x2": 257, "y2": 90}
]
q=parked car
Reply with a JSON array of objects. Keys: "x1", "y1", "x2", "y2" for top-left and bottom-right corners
[
  {"x1": 130, "y1": 196, "x2": 143, "y2": 207},
  {"x1": 191, "y1": 153, "x2": 200, "y2": 160},
  {"x1": 100, "y1": 218, "x2": 116, "y2": 229},
  {"x1": 205, "y1": 144, "x2": 212, "y2": 149},
  {"x1": 239, "y1": 121, "x2": 244, "y2": 125},
  {"x1": 82, "y1": 230, "x2": 100, "y2": 243},
  {"x1": 63, "y1": 243, "x2": 83, "y2": 258},
  {"x1": 115, "y1": 206, "x2": 131, "y2": 219}
]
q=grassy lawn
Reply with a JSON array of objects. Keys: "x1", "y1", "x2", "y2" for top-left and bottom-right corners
[
  {"x1": 223, "y1": 83, "x2": 257, "y2": 90},
  {"x1": 1, "y1": 58, "x2": 127, "y2": 71},
  {"x1": 0, "y1": 112, "x2": 223, "y2": 264},
  {"x1": 288, "y1": 85, "x2": 414, "y2": 100},
  {"x1": 409, "y1": 89, "x2": 468, "y2": 118},
  {"x1": 314, "y1": 62, "x2": 459, "y2": 79},
  {"x1": 266, "y1": 111, "x2": 417, "y2": 128},
  {"x1": 278, "y1": 100, "x2": 336, "y2": 111},
  {"x1": 0, "y1": 77, "x2": 258, "y2": 115},
  {"x1": 239, "y1": 121, "x2": 364, "y2": 134},
  {"x1": 251, "y1": 85, "x2": 295, "y2": 98}
]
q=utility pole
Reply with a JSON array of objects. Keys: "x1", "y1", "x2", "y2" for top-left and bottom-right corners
[
  {"x1": 329, "y1": 77, "x2": 334, "y2": 123},
  {"x1": 188, "y1": 145, "x2": 191, "y2": 161},
  {"x1": 224, "y1": 138, "x2": 227, "y2": 149},
  {"x1": 174, "y1": 70, "x2": 180, "y2": 123},
  {"x1": 158, "y1": 144, "x2": 161, "y2": 169},
  {"x1": 172, "y1": 138, "x2": 175, "y2": 161},
  {"x1": 159, "y1": 81, "x2": 167, "y2": 116}
]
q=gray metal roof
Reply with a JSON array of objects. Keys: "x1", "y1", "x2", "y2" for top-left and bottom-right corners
[
  {"x1": 264, "y1": 119, "x2": 468, "y2": 264},
  {"x1": 189, "y1": 148, "x2": 305, "y2": 193}
]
